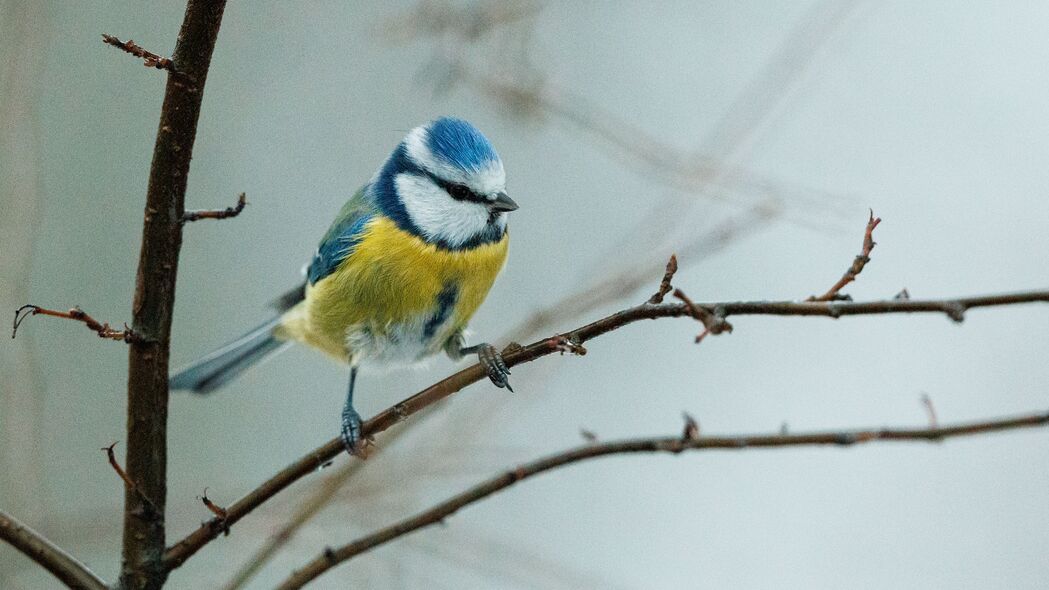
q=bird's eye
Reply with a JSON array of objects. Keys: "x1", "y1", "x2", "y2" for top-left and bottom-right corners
[{"x1": 446, "y1": 183, "x2": 473, "y2": 201}]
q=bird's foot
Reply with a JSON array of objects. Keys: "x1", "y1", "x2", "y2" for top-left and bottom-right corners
[
  {"x1": 476, "y1": 343, "x2": 512, "y2": 392},
  {"x1": 340, "y1": 407, "x2": 371, "y2": 458}
]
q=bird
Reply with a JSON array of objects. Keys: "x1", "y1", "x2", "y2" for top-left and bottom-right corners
[{"x1": 169, "y1": 117, "x2": 518, "y2": 455}]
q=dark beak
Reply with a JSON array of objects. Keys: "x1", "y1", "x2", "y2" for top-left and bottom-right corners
[{"x1": 489, "y1": 191, "x2": 519, "y2": 212}]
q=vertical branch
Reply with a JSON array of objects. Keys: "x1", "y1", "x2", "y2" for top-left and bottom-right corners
[{"x1": 120, "y1": 1, "x2": 228, "y2": 589}]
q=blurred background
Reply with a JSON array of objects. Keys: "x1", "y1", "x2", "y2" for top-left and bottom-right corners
[{"x1": 3, "y1": 1, "x2": 1049, "y2": 588}]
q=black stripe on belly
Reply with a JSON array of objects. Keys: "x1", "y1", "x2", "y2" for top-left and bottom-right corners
[{"x1": 424, "y1": 283, "x2": 459, "y2": 339}]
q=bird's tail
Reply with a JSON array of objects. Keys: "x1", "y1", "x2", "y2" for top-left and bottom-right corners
[{"x1": 169, "y1": 316, "x2": 290, "y2": 394}]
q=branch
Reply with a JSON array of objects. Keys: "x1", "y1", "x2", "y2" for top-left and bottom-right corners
[
  {"x1": 103, "y1": 442, "x2": 158, "y2": 516},
  {"x1": 220, "y1": 408, "x2": 426, "y2": 590},
  {"x1": 121, "y1": 1, "x2": 228, "y2": 589},
  {"x1": 277, "y1": 409, "x2": 1049, "y2": 589},
  {"x1": 809, "y1": 210, "x2": 882, "y2": 301},
  {"x1": 161, "y1": 286, "x2": 1049, "y2": 571},
  {"x1": 101, "y1": 34, "x2": 176, "y2": 73},
  {"x1": 12, "y1": 304, "x2": 140, "y2": 343},
  {"x1": 182, "y1": 192, "x2": 247, "y2": 223},
  {"x1": 0, "y1": 510, "x2": 108, "y2": 590}
]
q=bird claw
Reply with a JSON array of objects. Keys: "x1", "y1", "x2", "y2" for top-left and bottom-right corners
[
  {"x1": 477, "y1": 343, "x2": 512, "y2": 392},
  {"x1": 340, "y1": 408, "x2": 370, "y2": 457}
]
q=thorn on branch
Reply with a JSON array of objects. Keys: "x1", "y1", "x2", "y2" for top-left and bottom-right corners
[
  {"x1": 648, "y1": 254, "x2": 678, "y2": 304},
  {"x1": 808, "y1": 210, "x2": 882, "y2": 302},
  {"x1": 13, "y1": 304, "x2": 141, "y2": 343},
  {"x1": 894, "y1": 288, "x2": 911, "y2": 300},
  {"x1": 672, "y1": 289, "x2": 732, "y2": 343},
  {"x1": 682, "y1": 412, "x2": 700, "y2": 441},
  {"x1": 101, "y1": 34, "x2": 176, "y2": 73},
  {"x1": 102, "y1": 442, "x2": 158, "y2": 515},
  {"x1": 182, "y1": 192, "x2": 248, "y2": 223},
  {"x1": 199, "y1": 488, "x2": 230, "y2": 536}
]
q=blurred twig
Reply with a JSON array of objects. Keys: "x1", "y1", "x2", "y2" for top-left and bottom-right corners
[
  {"x1": 279, "y1": 408, "x2": 1049, "y2": 588},
  {"x1": 0, "y1": 511, "x2": 107, "y2": 590},
  {"x1": 219, "y1": 408, "x2": 435, "y2": 590}
]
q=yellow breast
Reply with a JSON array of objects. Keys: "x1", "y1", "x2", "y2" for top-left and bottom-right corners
[{"x1": 277, "y1": 216, "x2": 509, "y2": 362}]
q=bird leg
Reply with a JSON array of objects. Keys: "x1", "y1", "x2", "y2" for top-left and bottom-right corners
[{"x1": 340, "y1": 366, "x2": 367, "y2": 456}]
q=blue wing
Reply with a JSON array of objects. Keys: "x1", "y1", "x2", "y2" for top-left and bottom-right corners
[{"x1": 307, "y1": 186, "x2": 375, "y2": 285}]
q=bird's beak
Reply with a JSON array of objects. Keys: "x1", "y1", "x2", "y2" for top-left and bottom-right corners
[{"x1": 489, "y1": 191, "x2": 519, "y2": 212}]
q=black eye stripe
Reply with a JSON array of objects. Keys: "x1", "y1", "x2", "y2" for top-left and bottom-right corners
[{"x1": 420, "y1": 170, "x2": 488, "y2": 204}]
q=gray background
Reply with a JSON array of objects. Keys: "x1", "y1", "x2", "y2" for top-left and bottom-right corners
[{"x1": 2, "y1": 1, "x2": 1048, "y2": 588}]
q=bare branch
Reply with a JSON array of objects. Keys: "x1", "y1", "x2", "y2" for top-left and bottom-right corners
[
  {"x1": 120, "y1": 2, "x2": 229, "y2": 589},
  {"x1": 162, "y1": 285, "x2": 1049, "y2": 571},
  {"x1": 809, "y1": 210, "x2": 882, "y2": 301},
  {"x1": 0, "y1": 510, "x2": 108, "y2": 590},
  {"x1": 101, "y1": 34, "x2": 176, "y2": 73},
  {"x1": 277, "y1": 409, "x2": 1049, "y2": 589},
  {"x1": 220, "y1": 408, "x2": 427, "y2": 590},
  {"x1": 12, "y1": 304, "x2": 140, "y2": 343},
  {"x1": 182, "y1": 192, "x2": 247, "y2": 223}
]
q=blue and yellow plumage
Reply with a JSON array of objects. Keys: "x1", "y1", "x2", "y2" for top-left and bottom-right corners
[{"x1": 170, "y1": 117, "x2": 518, "y2": 453}]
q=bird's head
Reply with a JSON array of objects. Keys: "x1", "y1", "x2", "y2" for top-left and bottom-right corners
[{"x1": 370, "y1": 117, "x2": 517, "y2": 250}]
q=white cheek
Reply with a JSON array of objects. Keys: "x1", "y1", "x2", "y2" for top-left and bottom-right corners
[{"x1": 395, "y1": 174, "x2": 491, "y2": 248}]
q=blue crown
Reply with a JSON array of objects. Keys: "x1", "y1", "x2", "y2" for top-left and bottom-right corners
[{"x1": 425, "y1": 117, "x2": 500, "y2": 171}]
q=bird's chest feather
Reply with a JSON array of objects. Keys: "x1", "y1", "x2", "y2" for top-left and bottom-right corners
[{"x1": 298, "y1": 216, "x2": 508, "y2": 364}]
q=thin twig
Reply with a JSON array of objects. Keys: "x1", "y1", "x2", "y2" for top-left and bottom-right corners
[
  {"x1": 198, "y1": 488, "x2": 230, "y2": 536},
  {"x1": 647, "y1": 254, "x2": 678, "y2": 304},
  {"x1": 0, "y1": 510, "x2": 108, "y2": 590},
  {"x1": 103, "y1": 442, "x2": 158, "y2": 517},
  {"x1": 199, "y1": 488, "x2": 228, "y2": 521},
  {"x1": 809, "y1": 210, "x2": 882, "y2": 301},
  {"x1": 277, "y1": 409, "x2": 1049, "y2": 589},
  {"x1": 12, "y1": 304, "x2": 140, "y2": 342},
  {"x1": 220, "y1": 408, "x2": 427, "y2": 590},
  {"x1": 182, "y1": 192, "x2": 247, "y2": 223},
  {"x1": 101, "y1": 34, "x2": 176, "y2": 73},
  {"x1": 162, "y1": 286, "x2": 1049, "y2": 571},
  {"x1": 672, "y1": 289, "x2": 732, "y2": 342}
]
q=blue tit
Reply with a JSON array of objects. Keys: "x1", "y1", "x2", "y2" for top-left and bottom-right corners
[{"x1": 170, "y1": 117, "x2": 518, "y2": 454}]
